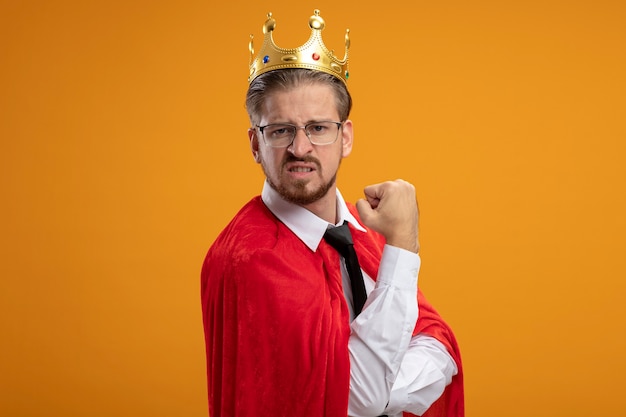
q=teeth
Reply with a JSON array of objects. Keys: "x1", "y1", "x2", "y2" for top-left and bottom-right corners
[{"x1": 291, "y1": 167, "x2": 312, "y2": 172}]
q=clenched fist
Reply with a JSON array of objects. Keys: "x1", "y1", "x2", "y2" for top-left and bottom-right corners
[{"x1": 355, "y1": 179, "x2": 420, "y2": 253}]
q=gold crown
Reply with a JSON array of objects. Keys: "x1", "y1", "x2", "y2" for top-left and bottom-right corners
[{"x1": 248, "y1": 10, "x2": 350, "y2": 85}]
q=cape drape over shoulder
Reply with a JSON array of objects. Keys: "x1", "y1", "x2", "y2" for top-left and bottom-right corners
[{"x1": 201, "y1": 196, "x2": 463, "y2": 417}]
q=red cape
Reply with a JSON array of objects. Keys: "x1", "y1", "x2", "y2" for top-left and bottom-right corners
[{"x1": 201, "y1": 196, "x2": 463, "y2": 416}]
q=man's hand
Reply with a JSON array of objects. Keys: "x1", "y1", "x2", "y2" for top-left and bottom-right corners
[{"x1": 355, "y1": 179, "x2": 420, "y2": 253}]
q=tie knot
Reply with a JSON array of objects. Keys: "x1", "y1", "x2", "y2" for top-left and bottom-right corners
[{"x1": 323, "y1": 222, "x2": 354, "y2": 256}]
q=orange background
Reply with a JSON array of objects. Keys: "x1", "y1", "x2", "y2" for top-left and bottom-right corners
[{"x1": 1, "y1": 1, "x2": 625, "y2": 416}]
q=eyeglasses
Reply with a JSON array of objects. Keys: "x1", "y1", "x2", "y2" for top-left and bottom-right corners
[{"x1": 256, "y1": 121, "x2": 343, "y2": 148}]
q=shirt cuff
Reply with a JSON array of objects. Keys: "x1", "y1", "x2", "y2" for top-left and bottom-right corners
[{"x1": 377, "y1": 244, "x2": 421, "y2": 289}]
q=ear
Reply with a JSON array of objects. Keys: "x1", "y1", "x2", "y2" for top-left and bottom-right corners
[
  {"x1": 340, "y1": 119, "x2": 354, "y2": 158},
  {"x1": 248, "y1": 127, "x2": 262, "y2": 163}
]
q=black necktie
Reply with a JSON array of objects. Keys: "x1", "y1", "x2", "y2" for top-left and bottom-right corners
[{"x1": 323, "y1": 221, "x2": 368, "y2": 315}]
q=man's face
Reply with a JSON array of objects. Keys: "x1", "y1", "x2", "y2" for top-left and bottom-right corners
[{"x1": 249, "y1": 82, "x2": 353, "y2": 207}]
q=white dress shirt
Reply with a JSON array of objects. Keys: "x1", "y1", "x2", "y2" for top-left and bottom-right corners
[{"x1": 261, "y1": 182, "x2": 458, "y2": 417}]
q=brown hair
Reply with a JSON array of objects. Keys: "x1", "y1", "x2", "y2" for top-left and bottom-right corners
[{"x1": 245, "y1": 69, "x2": 352, "y2": 125}]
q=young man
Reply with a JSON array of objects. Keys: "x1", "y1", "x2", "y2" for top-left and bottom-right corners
[{"x1": 201, "y1": 10, "x2": 463, "y2": 417}]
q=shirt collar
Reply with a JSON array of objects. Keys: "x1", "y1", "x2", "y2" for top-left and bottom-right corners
[{"x1": 261, "y1": 180, "x2": 367, "y2": 252}]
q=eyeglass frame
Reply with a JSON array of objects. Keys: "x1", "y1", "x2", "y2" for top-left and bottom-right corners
[{"x1": 255, "y1": 121, "x2": 344, "y2": 148}]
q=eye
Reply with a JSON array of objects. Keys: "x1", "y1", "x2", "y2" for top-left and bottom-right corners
[
  {"x1": 265, "y1": 125, "x2": 293, "y2": 139},
  {"x1": 308, "y1": 123, "x2": 329, "y2": 135}
]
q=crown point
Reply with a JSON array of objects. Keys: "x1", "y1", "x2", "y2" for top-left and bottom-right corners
[
  {"x1": 309, "y1": 10, "x2": 325, "y2": 30},
  {"x1": 249, "y1": 35, "x2": 255, "y2": 64},
  {"x1": 263, "y1": 13, "x2": 276, "y2": 34}
]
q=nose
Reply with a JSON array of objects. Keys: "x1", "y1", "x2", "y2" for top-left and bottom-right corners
[{"x1": 287, "y1": 127, "x2": 313, "y2": 157}]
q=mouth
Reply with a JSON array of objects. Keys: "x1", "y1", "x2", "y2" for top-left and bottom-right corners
[
  {"x1": 284, "y1": 160, "x2": 318, "y2": 174},
  {"x1": 284, "y1": 163, "x2": 317, "y2": 181},
  {"x1": 289, "y1": 166, "x2": 314, "y2": 173}
]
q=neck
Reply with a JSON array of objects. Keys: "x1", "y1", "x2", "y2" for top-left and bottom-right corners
[{"x1": 301, "y1": 186, "x2": 338, "y2": 224}]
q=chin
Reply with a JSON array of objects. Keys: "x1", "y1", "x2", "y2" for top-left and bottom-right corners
[{"x1": 271, "y1": 177, "x2": 336, "y2": 206}]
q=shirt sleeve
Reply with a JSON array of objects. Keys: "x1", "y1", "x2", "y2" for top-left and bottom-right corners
[
  {"x1": 348, "y1": 245, "x2": 419, "y2": 417},
  {"x1": 347, "y1": 246, "x2": 459, "y2": 417},
  {"x1": 384, "y1": 335, "x2": 459, "y2": 416}
]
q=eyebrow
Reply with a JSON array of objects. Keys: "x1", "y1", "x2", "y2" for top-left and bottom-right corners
[{"x1": 263, "y1": 119, "x2": 337, "y2": 125}]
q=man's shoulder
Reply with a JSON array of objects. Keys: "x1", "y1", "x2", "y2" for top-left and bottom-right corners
[
  {"x1": 201, "y1": 195, "x2": 313, "y2": 281},
  {"x1": 212, "y1": 196, "x2": 281, "y2": 250}
]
